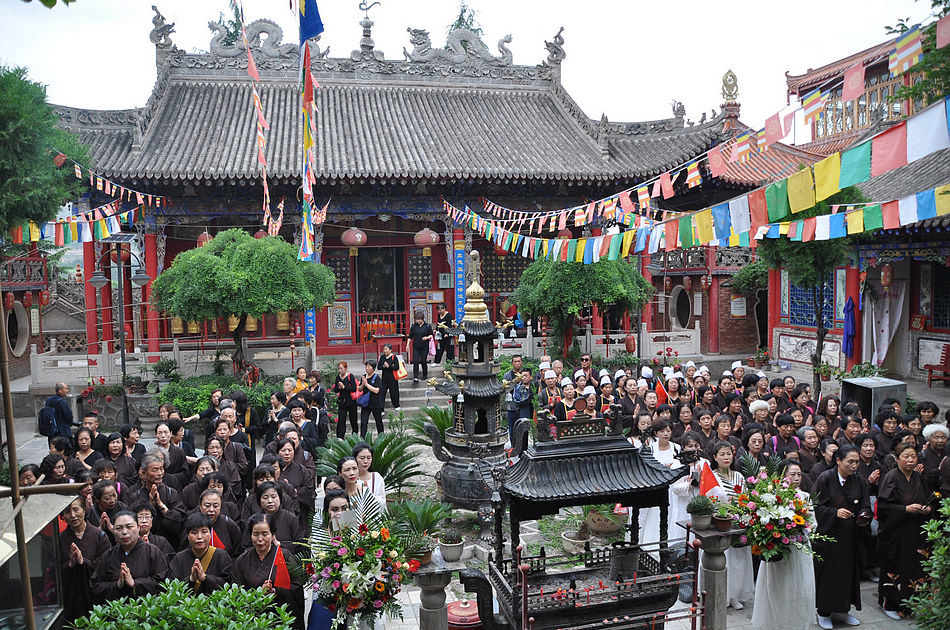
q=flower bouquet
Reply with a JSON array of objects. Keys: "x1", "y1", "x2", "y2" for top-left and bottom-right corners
[
  {"x1": 730, "y1": 469, "x2": 832, "y2": 562},
  {"x1": 307, "y1": 493, "x2": 417, "y2": 629}
]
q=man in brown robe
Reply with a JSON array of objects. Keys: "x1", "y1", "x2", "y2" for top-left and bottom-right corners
[{"x1": 123, "y1": 454, "x2": 186, "y2": 541}]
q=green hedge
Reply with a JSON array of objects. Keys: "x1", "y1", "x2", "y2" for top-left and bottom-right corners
[{"x1": 156, "y1": 374, "x2": 284, "y2": 422}]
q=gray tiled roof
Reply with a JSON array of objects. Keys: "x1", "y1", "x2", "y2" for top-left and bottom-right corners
[
  {"x1": 858, "y1": 147, "x2": 950, "y2": 202},
  {"x1": 53, "y1": 21, "x2": 727, "y2": 185}
]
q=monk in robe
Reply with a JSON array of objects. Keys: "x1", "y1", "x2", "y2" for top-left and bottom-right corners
[
  {"x1": 876, "y1": 442, "x2": 934, "y2": 619},
  {"x1": 122, "y1": 454, "x2": 185, "y2": 541},
  {"x1": 241, "y1": 481, "x2": 303, "y2": 552},
  {"x1": 168, "y1": 512, "x2": 232, "y2": 593},
  {"x1": 135, "y1": 505, "x2": 175, "y2": 557},
  {"x1": 153, "y1": 422, "x2": 191, "y2": 489},
  {"x1": 90, "y1": 510, "x2": 167, "y2": 602},
  {"x1": 191, "y1": 489, "x2": 243, "y2": 558},
  {"x1": 60, "y1": 497, "x2": 112, "y2": 623},
  {"x1": 276, "y1": 438, "x2": 315, "y2": 512},
  {"x1": 812, "y1": 444, "x2": 871, "y2": 630},
  {"x1": 232, "y1": 513, "x2": 304, "y2": 630}
]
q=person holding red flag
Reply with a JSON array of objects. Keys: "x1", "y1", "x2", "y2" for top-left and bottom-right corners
[{"x1": 233, "y1": 513, "x2": 304, "y2": 629}]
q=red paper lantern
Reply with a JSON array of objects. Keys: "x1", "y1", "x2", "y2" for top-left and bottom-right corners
[
  {"x1": 414, "y1": 228, "x2": 439, "y2": 257},
  {"x1": 254, "y1": 230, "x2": 267, "y2": 239},
  {"x1": 109, "y1": 245, "x2": 131, "y2": 263},
  {"x1": 3, "y1": 292, "x2": 13, "y2": 310},
  {"x1": 880, "y1": 264, "x2": 893, "y2": 289},
  {"x1": 493, "y1": 243, "x2": 508, "y2": 257},
  {"x1": 625, "y1": 333, "x2": 637, "y2": 353},
  {"x1": 683, "y1": 276, "x2": 692, "y2": 292},
  {"x1": 664, "y1": 277, "x2": 673, "y2": 293},
  {"x1": 39, "y1": 290, "x2": 50, "y2": 307},
  {"x1": 557, "y1": 228, "x2": 573, "y2": 239},
  {"x1": 197, "y1": 232, "x2": 212, "y2": 247},
  {"x1": 22, "y1": 292, "x2": 32, "y2": 308},
  {"x1": 341, "y1": 227, "x2": 367, "y2": 256}
]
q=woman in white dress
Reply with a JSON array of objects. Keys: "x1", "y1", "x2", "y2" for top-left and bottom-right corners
[
  {"x1": 710, "y1": 440, "x2": 754, "y2": 610},
  {"x1": 352, "y1": 442, "x2": 387, "y2": 512},
  {"x1": 669, "y1": 431, "x2": 706, "y2": 535},
  {"x1": 639, "y1": 420, "x2": 682, "y2": 556},
  {"x1": 751, "y1": 459, "x2": 815, "y2": 630}
]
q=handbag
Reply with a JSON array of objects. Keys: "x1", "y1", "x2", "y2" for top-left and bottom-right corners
[
  {"x1": 356, "y1": 391, "x2": 370, "y2": 407},
  {"x1": 394, "y1": 356, "x2": 408, "y2": 381}
]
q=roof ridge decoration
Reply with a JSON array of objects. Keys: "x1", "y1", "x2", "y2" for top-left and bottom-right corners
[
  {"x1": 209, "y1": 18, "x2": 298, "y2": 59},
  {"x1": 403, "y1": 27, "x2": 513, "y2": 67}
]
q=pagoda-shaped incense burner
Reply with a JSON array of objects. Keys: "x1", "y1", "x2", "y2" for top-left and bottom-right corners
[{"x1": 424, "y1": 251, "x2": 510, "y2": 539}]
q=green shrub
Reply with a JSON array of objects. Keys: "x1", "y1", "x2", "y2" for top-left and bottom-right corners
[
  {"x1": 407, "y1": 406, "x2": 454, "y2": 448},
  {"x1": 388, "y1": 499, "x2": 454, "y2": 538},
  {"x1": 71, "y1": 579, "x2": 295, "y2": 630},
  {"x1": 730, "y1": 259, "x2": 769, "y2": 294},
  {"x1": 314, "y1": 431, "x2": 423, "y2": 496},
  {"x1": 156, "y1": 374, "x2": 281, "y2": 427},
  {"x1": 908, "y1": 497, "x2": 950, "y2": 629}
]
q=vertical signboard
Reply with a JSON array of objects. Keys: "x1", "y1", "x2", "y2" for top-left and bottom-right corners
[{"x1": 454, "y1": 242, "x2": 466, "y2": 320}]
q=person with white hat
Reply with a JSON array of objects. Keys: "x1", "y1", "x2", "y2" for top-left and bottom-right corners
[
  {"x1": 598, "y1": 376, "x2": 616, "y2": 413},
  {"x1": 538, "y1": 369, "x2": 562, "y2": 409},
  {"x1": 664, "y1": 372, "x2": 684, "y2": 407},
  {"x1": 641, "y1": 366, "x2": 654, "y2": 380},
  {"x1": 560, "y1": 376, "x2": 573, "y2": 389},
  {"x1": 755, "y1": 372, "x2": 770, "y2": 398},
  {"x1": 534, "y1": 360, "x2": 551, "y2": 388},
  {"x1": 731, "y1": 360, "x2": 745, "y2": 382},
  {"x1": 552, "y1": 381, "x2": 578, "y2": 422},
  {"x1": 581, "y1": 386, "x2": 601, "y2": 418},
  {"x1": 683, "y1": 360, "x2": 697, "y2": 387}
]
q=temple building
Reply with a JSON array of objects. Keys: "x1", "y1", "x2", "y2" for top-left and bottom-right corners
[
  {"x1": 767, "y1": 35, "x2": 950, "y2": 378},
  {"x1": 53, "y1": 7, "x2": 812, "y2": 360}
]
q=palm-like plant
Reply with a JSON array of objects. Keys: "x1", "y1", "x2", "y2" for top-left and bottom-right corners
[
  {"x1": 407, "y1": 406, "x2": 454, "y2": 448},
  {"x1": 314, "y1": 431, "x2": 423, "y2": 495}
]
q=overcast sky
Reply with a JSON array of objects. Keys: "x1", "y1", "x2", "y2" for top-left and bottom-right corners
[{"x1": 0, "y1": 0, "x2": 934, "y2": 144}]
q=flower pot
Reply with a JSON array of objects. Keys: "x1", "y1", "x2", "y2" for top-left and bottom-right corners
[
  {"x1": 561, "y1": 530, "x2": 590, "y2": 555},
  {"x1": 439, "y1": 540, "x2": 464, "y2": 563},
  {"x1": 745, "y1": 357, "x2": 755, "y2": 367},
  {"x1": 754, "y1": 359, "x2": 764, "y2": 368},
  {"x1": 820, "y1": 374, "x2": 831, "y2": 382},
  {"x1": 418, "y1": 549, "x2": 433, "y2": 566},
  {"x1": 586, "y1": 512, "x2": 623, "y2": 536},
  {"x1": 712, "y1": 515, "x2": 733, "y2": 532},
  {"x1": 689, "y1": 513, "x2": 712, "y2": 530}
]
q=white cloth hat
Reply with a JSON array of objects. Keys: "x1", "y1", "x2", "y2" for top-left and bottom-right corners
[
  {"x1": 757, "y1": 371, "x2": 767, "y2": 378},
  {"x1": 543, "y1": 369, "x2": 556, "y2": 379},
  {"x1": 599, "y1": 369, "x2": 610, "y2": 377},
  {"x1": 574, "y1": 369, "x2": 585, "y2": 379},
  {"x1": 560, "y1": 377, "x2": 573, "y2": 387},
  {"x1": 539, "y1": 361, "x2": 551, "y2": 370},
  {"x1": 685, "y1": 360, "x2": 696, "y2": 368},
  {"x1": 731, "y1": 361, "x2": 743, "y2": 369},
  {"x1": 614, "y1": 369, "x2": 626, "y2": 380},
  {"x1": 600, "y1": 375, "x2": 612, "y2": 385},
  {"x1": 582, "y1": 385, "x2": 597, "y2": 396},
  {"x1": 641, "y1": 366, "x2": 653, "y2": 378},
  {"x1": 722, "y1": 370, "x2": 734, "y2": 377},
  {"x1": 699, "y1": 365, "x2": 710, "y2": 374},
  {"x1": 662, "y1": 366, "x2": 674, "y2": 377},
  {"x1": 637, "y1": 379, "x2": 648, "y2": 388},
  {"x1": 672, "y1": 371, "x2": 684, "y2": 381}
]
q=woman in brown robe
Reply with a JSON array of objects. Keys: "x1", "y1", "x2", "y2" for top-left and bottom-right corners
[
  {"x1": 876, "y1": 442, "x2": 933, "y2": 619},
  {"x1": 59, "y1": 497, "x2": 112, "y2": 623},
  {"x1": 191, "y1": 489, "x2": 243, "y2": 558},
  {"x1": 168, "y1": 513, "x2": 232, "y2": 593},
  {"x1": 232, "y1": 513, "x2": 304, "y2": 629},
  {"x1": 90, "y1": 510, "x2": 167, "y2": 602},
  {"x1": 276, "y1": 438, "x2": 315, "y2": 511},
  {"x1": 812, "y1": 444, "x2": 871, "y2": 629},
  {"x1": 241, "y1": 481, "x2": 303, "y2": 552}
]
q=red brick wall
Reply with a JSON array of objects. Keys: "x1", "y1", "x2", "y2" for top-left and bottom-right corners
[{"x1": 717, "y1": 284, "x2": 760, "y2": 355}]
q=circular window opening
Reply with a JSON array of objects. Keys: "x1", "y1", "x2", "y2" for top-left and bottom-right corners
[
  {"x1": 669, "y1": 285, "x2": 692, "y2": 329},
  {"x1": 6, "y1": 302, "x2": 29, "y2": 357}
]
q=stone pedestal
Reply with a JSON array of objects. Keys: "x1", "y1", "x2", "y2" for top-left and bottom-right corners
[
  {"x1": 678, "y1": 522, "x2": 745, "y2": 630},
  {"x1": 412, "y1": 551, "x2": 464, "y2": 630}
]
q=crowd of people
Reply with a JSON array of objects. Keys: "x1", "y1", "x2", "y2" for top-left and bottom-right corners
[
  {"x1": 32, "y1": 376, "x2": 391, "y2": 630},
  {"x1": 29, "y1": 351, "x2": 950, "y2": 628}
]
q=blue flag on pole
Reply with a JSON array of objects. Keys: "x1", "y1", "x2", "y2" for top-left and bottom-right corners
[{"x1": 299, "y1": 0, "x2": 324, "y2": 45}]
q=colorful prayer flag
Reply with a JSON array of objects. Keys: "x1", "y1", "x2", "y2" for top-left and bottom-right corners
[
  {"x1": 660, "y1": 172, "x2": 674, "y2": 199},
  {"x1": 839, "y1": 141, "x2": 871, "y2": 187},
  {"x1": 686, "y1": 161, "x2": 702, "y2": 188},
  {"x1": 748, "y1": 189, "x2": 768, "y2": 233},
  {"x1": 695, "y1": 209, "x2": 714, "y2": 244},
  {"x1": 766, "y1": 180, "x2": 789, "y2": 221},
  {"x1": 814, "y1": 153, "x2": 841, "y2": 202},
  {"x1": 664, "y1": 220, "x2": 678, "y2": 252},
  {"x1": 842, "y1": 63, "x2": 866, "y2": 102},
  {"x1": 871, "y1": 122, "x2": 908, "y2": 177},
  {"x1": 907, "y1": 100, "x2": 950, "y2": 162},
  {"x1": 801, "y1": 89, "x2": 827, "y2": 126},
  {"x1": 889, "y1": 26, "x2": 923, "y2": 75},
  {"x1": 764, "y1": 113, "x2": 783, "y2": 146},
  {"x1": 637, "y1": 186, "x2": 650, "y2": 210},
  {"x1": 729, "y1": 196, "x2": 751, "y2": 235},
  {"x1": 711, "y1": 203, "x2": 731, "y2": 241},
  {"x1": 755, "y1": 128, "x2": 768, "y2": 152},
  {"x1": 678, "y1": 216, "x2": 694, "y2": 249},
  {"x1": 298, "y1": 0, "x2": 324, "y2": 45},
  {"x1": 863, "y1": 204, "x2": 883, "y2": 231},
  {"x1": 729, "y1": 131, "x2": 751, "y2": 162},
  {"x1": 846, "y1": 209, "x2": 864, "y2": 234},
  {"x1": 938, "y1": 14, "x2": 950, "y2": 49},
  {"x1": 74, "y1": 163, "x2": 81, "y2": 178},
  {"x1": 882, "y1": 201, "x2": 901, "y2": 229},
  {"x1": 937, "y1": 184, "x2": 950, "y2": 216},
  {"x1": 707, "y1": 145, "x2": 727, "y2": 177}
]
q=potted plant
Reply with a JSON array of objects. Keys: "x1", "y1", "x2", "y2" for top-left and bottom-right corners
[
  {"x1": 151, "y1": 358, "x2": 181, "y2": 388},
  {"x1": 438, "y1": 527, "x2": 464, "y2": 562},
  {"x1": 686, "y1": 495, "x2": 714, "y2": 530},
  {"x1": 745, "y1": 356, "x2": 756, "y2": 367},
  {"x1": 712, "y1": 501, "x2": 734, "y2": 531},
  {"x1": 412, "y1": 534, "x2": 437, "y2": 566},
  {"x1": 562, "y1": 510, "x2": 593, "y2": 554},
  {"x1": 584, "y1": 504, "x2": 624, "y2": 536},
  {"x1": 754, "y1": 347, "x2": 770, "y2": 368},
  {"x1": 815, "y1": 362, "x2": 834, "y2": 382}
]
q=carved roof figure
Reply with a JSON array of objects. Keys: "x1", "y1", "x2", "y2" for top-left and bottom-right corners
[
  {"x1": 722, "y1": 69, "x2": 738, "y2": 103},
  {"x1": 403, "y1": 28, "x2": 512, "y2": 66},
  {"x1": 149, "y1": 5, "x2": 175, "y2": 49}
]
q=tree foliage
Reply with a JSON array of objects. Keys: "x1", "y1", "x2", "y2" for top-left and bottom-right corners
[
  {"x1": 887, "y1": 1, "x2": 950, "y2": 105},
  {"x1": 0, "y1": 65, "x2": 89, "y2": 234},
  {"x1": 908, "y1": 496, "x2": 950, "y2": 629},
  {"x1": 730, "y1": 259, "x2": 769, "y2": 295},
  {"x1": 447, "y1": 2, "x2": 483, "y2": 41},
  {"x1": 215, "y1": 5, "x2": 243, "y2": 47},
  {"x1": 512, "y1": 258, "x2": 653, "y2": 354},
  {"x1": 150, "y1": 229, "x2": 335, "y2": 360},
  {"x1": 756, "y1": 185, "x2": 868, "y2": 393}
]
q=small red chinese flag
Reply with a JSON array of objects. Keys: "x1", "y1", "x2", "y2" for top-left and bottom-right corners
[
  {"x1": 272, "y1": 547, "x2": 292, "y2": 589},
  {"x1": 654, "y1": 378, "x2": 668, "y2": 406},
  {"x1": 210, "y1": 529, "x2": 226, "y2": 550},
  {"x1": 699, "y1": 461, "x2": 726, "y2": 499},
  {"x1": 842, "y1": 63, "x2": 865, "y2": 102}
]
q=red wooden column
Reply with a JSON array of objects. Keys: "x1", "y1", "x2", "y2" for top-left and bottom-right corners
[
  {"x1": 143, "y1": 233, "x2": 161, "y2": 357},
  {"x1": 845, "y1": 267, "x2": 863, "y2": 368},
  {"x1": 100, "y1": 258, "x2": 114, "y2": 354},
  {"x1": 639, "y1": 254, "x2": 654, "y2": 331},
  {"x1": 82, "y1": 241, "x2": 100, "y2": 354},
  {"x1": 708, "y1": 275, "x2": 721, "y2": 354},
  {"x1": 121, "y1": 246, "x2": 134, "y2": 349},
  {"x1": 767, "y1": 268, "x2": 782, "y2": 350}
]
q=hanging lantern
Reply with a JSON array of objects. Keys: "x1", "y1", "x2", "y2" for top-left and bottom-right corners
[
  {"x1": 197, "y1": 232, "x2": 212, "y2": 247},
  {"x1": 700, "y1": 275, "x2": 708, "y2": 291},
  {"x1": 664, "y1": 277, "x2": 673, "y2": 293},
  {"x1": 39, "y1": 290, "x2": 50, "y2": 307},
  {"x1": 227, "y1": 315, "x2": 240, "y2": 332},
  {"x1": 22, "y1": 292, "x2": 32, "y2": 308},
  {"x1": 880, "y1": 264, "x2": 893, "y2": 289},
  {"x1": 246, "y1": 316, "x2": 258, "y2": 332},
  {"x1": 341, "y1": 227, "x2": 367, "y2": 257},
  {"x1": 413, "y1": 228, "x2": 440, "y2": 257},
  {"x1": 109, "y1": 245, "x2": 131, "y2": 263},
  {"x1": 3, "y1": 292, "x2": 13, "y2": 310},
  {"x1": 186, "y1": 320, "x2": 200, "y2": 334},
  {"x1": 276, "y1": 311, "x2": 290, "y2": 331},
  {"x1": 683, "y1": 276, "x2": 692, "y2": 292},
  {"x1": 171, "y1": 317, "x2": 184, "y2": 335},
  {"x1": 557, "y1": 228, "x2": 573, "y2": 239},
  {"x1": 254, "y1": 230, "x2": 267, "y2": 239},
  {"x1": 493, "y1": 243, "x2": 508, "y2": 257}
]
